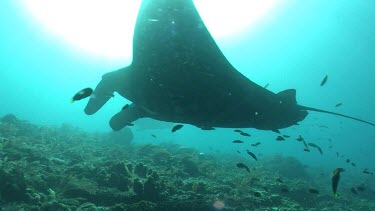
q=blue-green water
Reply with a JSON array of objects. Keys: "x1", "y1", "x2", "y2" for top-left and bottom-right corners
[{"x1": 0, "y1": 1, "x2": 375, "y2": 209}]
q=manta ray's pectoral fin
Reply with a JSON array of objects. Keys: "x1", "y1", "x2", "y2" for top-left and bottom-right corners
[{"x1": 110, "y1": 103, "x2": 146, "y2": 131}]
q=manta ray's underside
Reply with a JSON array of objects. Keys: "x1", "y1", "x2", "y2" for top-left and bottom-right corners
[{"x1": 84, "y1": 0, "x2": 375, "y2": 131}]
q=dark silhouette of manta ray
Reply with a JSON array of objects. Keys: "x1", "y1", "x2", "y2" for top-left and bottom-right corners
[{"x1": 84, "y1": 0, "x2": 375, "y2": 131}]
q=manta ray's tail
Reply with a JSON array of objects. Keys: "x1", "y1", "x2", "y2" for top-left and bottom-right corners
[{"x1": 298, "y1": 105, "x2": 375, "y2": 127}]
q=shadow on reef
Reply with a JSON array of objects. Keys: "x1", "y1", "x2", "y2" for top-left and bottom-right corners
[
  {"x1": 104, "y1": 128, "x2": 133, "y2": 145},
  {"x1": 0, "y1": 114, "x2": 374, "y2": 211},
  {"x1": 259, "y1": 155, "x2": 310, "y2": 179}
]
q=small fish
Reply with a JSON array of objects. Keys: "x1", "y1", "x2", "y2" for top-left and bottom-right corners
[
  {"x1": 304, "y1": 148, "x2": 310, "y2": 152},
  {"x1": 307, "y1": 143, "x2": 318, "y2": 148},
  {"x1": 251, "y1": 178, "x2": 260, "y2": 183},
  {"x1": 308, "y1": 143, "x2": 323, "y2": 155},
  {"x1": 304, "y1": 165, "x2": 311, "y2": 169},
  {"x1": 232, "y1": 140, "x2": 244, "y2": 144},
  {"x1": 363, "y1": 168, "x2": 374, "y2": 175},
  {"x1": 254, "y1": 192, "x2": 262, "y2": 197},
  {"x1": 351, "y1": 163, "x2": 356, "y2": 167},
  {"x1": 171, "y1": 124, "x2": 184, "y2": 132},
  {"x1": 151, "y1": 134, "x2": 157, "y2": 138},
  {"x1": 250, "y1": 178, "x2": 260, "y2": 185},
  {"x1": 302, "y1": 140, "x2": 309, "y2": 149},
  {"x1": 126, "y1": 122, "x2": 135, "y2": 126},
  {"x1": 246, "y1": 150, "x2": 258, "y2": 161},
  {"x1": 346, "y1": 159, "x2": 350, "y2": 163},
  {"x1": 335, "y1": 103, "x2": 343, "y2": 108},
  {"x1": 234, "y1": 129, "x2": 243, "y2": 133},
  {"x1": 240, "y1": 132, "x2": 251, "y2": 137},
  {"x1": 320, "y1": 74, "x2": 328, "y2": 86},
  {"x1": 332, "y1": 168, "x2": 345, "y2": 197},
  {"x1": 122, "y1": 104, "x2": 130, "y2": 110},
  {"x1": 357, "y1": 186, "x2": 365, "y2": 192},
  {"x1": 236, "y1": 163, "x2": 250, "y2": 173},
  {"x1": 264, "y1": 83, "x2": 270, "y2": 89},
  {"x1": 283, "y1": 135, "x2": 290, "y2": 138},
  {"x1": 71, "y1": 87, "x2": 93, "y2": 102},
  {"x1": 276, "y1": 178, "x2": 283, "y2": 183},
  {"x1": 350, "y1": 187, "x2": 358, "y2": 194},
  {"x1": 308, "y1": 188, "x2": 319, "y2": 194},
  {"x1": 276, "y1": 136, "x2": 285, "y2": 141},
  {"x1": 237, "y1": 150, "x2": 241, "y2": 154},
  {"x1": 271, "y1": 129, "x2": 280, "y2": 134},
  {"x1": 296, "y1": 135, "x2": 304, "y2": 142},
  {"x1": 336, "y1": 152, "x2": 339, "y2": 157},
  {"x1": 251, "y1": 142, "x2": 261, "y2": 147},
  {"x1": 280, "y1": 188, "x2": 289, "y2": 193}
]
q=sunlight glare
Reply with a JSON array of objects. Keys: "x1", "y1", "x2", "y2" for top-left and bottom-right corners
[
  {"x1": 195, "y1": 0, "x2": 280, "y2": 38},
  {"x1": 20, "y1": 0, "x2": 141, "y2": 60},
  {"x1": 19, "y1": 0, "x2": 280, "y2": 61}
]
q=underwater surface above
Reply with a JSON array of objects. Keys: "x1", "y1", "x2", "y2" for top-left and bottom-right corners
[{"x1": 0, "y1": 0, "x2": 375, "y2": 210}]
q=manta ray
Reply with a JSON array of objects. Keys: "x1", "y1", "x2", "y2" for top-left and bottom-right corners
[{"x1": 84, "y1": 0, "x2": 375, "y2": 131}]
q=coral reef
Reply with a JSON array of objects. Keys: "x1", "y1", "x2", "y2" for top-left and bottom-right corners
[{"x1": 0, "y1": 114, "x2": 374, "y2": 210}]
